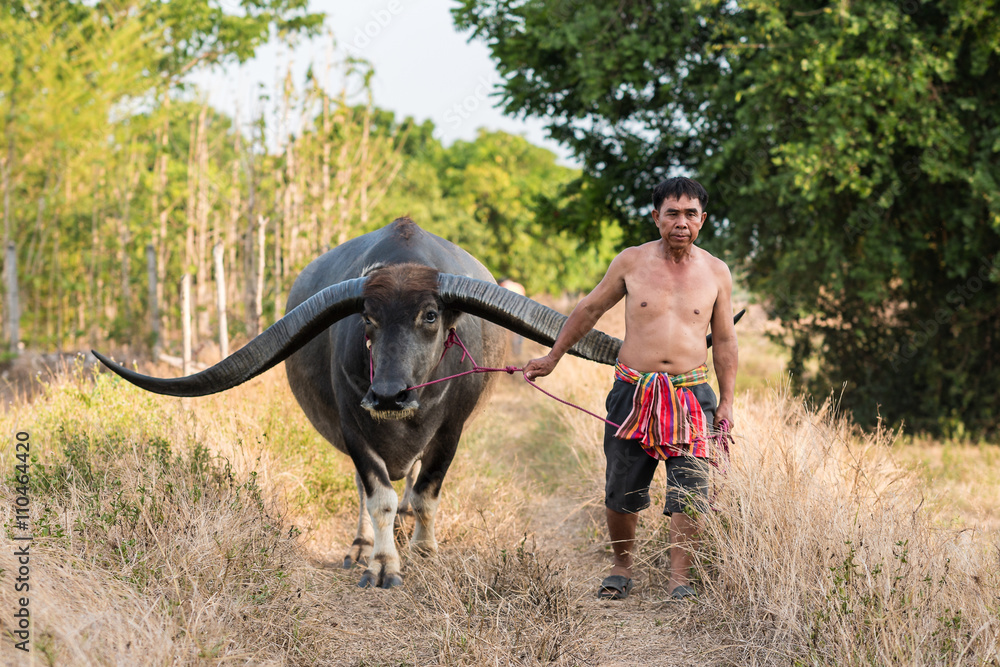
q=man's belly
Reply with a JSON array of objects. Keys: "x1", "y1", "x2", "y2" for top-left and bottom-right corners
[{"x1": 617, "y1": 327, "x2": 709, "y2": 375}]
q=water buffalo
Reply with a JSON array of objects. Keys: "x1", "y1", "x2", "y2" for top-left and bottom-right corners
[{"x1": 94, "y1": 217, "x2": 623, "y2": 588}]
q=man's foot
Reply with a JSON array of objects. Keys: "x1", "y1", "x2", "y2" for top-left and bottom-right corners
[
  {"x1": 597, "y1": 575, "x2": 633, "y2": 600},
  {"x1": 669, "y1": 584, "x2": 697, "y2": 600}
]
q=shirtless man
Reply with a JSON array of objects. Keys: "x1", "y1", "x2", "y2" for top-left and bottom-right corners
[{"x1": 524, "y1": 177, "x2": 738, "y2": 600}]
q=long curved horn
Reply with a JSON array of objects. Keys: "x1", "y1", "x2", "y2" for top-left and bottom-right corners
[
  {"x1": 438, "y1": 274, "x2": 622, "y2": 365},
  {"x1": 438, "y1": 275, "x2": 746, "y2": 366},
  {"x1": 93, "y1": 277, "x2": 368, "y2": 397}
]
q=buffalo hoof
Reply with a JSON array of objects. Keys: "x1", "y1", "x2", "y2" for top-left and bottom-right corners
[
  {"x1": 410, "y1": 541, "x2": 437, "y2": 558},
  {"x1": 358, "y1": 570, "x2": 404, "y2": 589},
  {"x1": 343, "y1": 539, "x2": 372, "y2": 569},
  {"x1": 342, "y1": 554, "x2": 368, "y2": 569}
]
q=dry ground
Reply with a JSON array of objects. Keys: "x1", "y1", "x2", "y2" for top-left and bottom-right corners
[{"x1": 0, "y1": 303, "x2": 998, "y2": 665}]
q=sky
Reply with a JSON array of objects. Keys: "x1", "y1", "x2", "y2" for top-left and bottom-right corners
[{"x1": 188, "y1": 0, "x2": 575, "y2": 164}]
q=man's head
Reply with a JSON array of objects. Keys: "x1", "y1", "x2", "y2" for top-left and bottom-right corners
[
  {"x1": 651, "y1": 177, "x2": 709, "y2": 250},
  {"x1": 651, "y1": 177, "x2": 708, "y2": 213}
]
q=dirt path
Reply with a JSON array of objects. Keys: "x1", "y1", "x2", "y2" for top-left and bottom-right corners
[
  {"x1": 485, "y1": 371, "x2": 724, "y2": 666},
  {"x1": 290, "y1": 348, "x2": 734, "y2": 665}
]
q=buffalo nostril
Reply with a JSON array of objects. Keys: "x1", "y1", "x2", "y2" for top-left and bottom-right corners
[{"x1": 396, "y1": 390, "x2": 409, "y2": 403}]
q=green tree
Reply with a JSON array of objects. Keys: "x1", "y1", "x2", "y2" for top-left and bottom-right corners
[
  {"x1": 0, "y1": 0, "x2": 323, "y2": 351},
  {"x1": 455, "y1": 0, "x2": 1000, "y2": 438},
  {"x1": 379, "y1": 127, "x2": 622, "y2": 295}
]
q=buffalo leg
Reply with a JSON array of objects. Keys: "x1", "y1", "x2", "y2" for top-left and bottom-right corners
[
  {"x1": 343, "y1": 471, "x2": 374, "y2": 569},
  {"x1": 409, "y1": 426, "x2": 461, "y2": 557},
  {"x1": 358, "y1": 471, "x2": 403, "y2": 589},
  {"x1": 397, "y1": 459, "x2": 421, "y2": 517},
  {"x1": 342, "y1": 441, "x2": 402, "y2": 589}
]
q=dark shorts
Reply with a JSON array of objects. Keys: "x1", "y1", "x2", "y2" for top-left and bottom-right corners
[{"x1": 604, "y1": 378, "x2": 718, "y2": 516}]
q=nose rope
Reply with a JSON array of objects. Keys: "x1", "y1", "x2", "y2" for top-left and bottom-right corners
[
  {"x1": 365, "y1": 328, "x2": 737, "y2": 444},
  {"x1": 366, "y1": 328, "x2": 619, "y2": 427}
]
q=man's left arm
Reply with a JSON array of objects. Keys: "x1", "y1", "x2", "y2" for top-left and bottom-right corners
[{"x1": 710, "y1": 262, "x2": 739, "y2": 429}]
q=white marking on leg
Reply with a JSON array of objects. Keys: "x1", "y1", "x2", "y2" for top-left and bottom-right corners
[
  {"x1": 345, "y1": 471, "x2": 373, "y2": 568},
  {"x1": 365, "y1": 481, "x2": 402, "y2": 586},
  {"x1": 409, "y1": 488, "x2": 441, "y2": 556}
]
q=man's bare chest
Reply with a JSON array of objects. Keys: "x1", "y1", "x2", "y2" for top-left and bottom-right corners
[{"x1": 624, "y1": 268, "x2": 718, "y2": 324}]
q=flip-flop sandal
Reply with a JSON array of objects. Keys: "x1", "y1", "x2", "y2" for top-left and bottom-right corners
[
  {"x1": 597, "y1": 575, "x2": 633, "y2": 600},
  {"x1": 670, "y1": 584, "x2": 697, "y2": 600}
]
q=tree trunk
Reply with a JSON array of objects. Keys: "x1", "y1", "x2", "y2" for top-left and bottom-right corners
[
  {"x1": 185, "y1": 115, "x2": 198, "y2": 348},
  {"x1": 154, "y1": 95, "x2": 170, "y2": 348},
  {"x1": 255, "y1": 215, "x2": 266, "y2": 332},
  {"x1": 2, "y1": 47, "x2": 20, "y2": 350},
  {"x1": 336, "y1": 119, "x2": 351, "y2": 246},
  {"x1": 119, "y1": 216, "x2": 131, "y2": 320},
  {"x1": 359, "y1": 105, "x2": 370, "y2": 224},
  {"x1": 147, "y1": 243, "x2": 160, "y2": 357},
  {"x1": 275, "y1": 157, "x2": 287, "y2": 322},
  {"x1": 89, "y1": 166, "x2": 103, "y2": 345},
  {"x1": 181, "y1": 273, "x2": 192, "y2": 376},
  {"x1": 213, "y1": 242, "x2": 228, "y2": 359},
  {"x1": 5, "y1": 243, "x2": 18, "y2": 355},
  {"x1": 51, "y1": 229, "x2": 60, "y2": 350},
  {"x1": 227, "y1": 124, "x2": 241, "y2": 315},
  {"x1": 242, "y1": 128, "x2": 259, "y2": 338},
  {"x1": 321, "y1": 94, "x2": 332, "y2": 253},
  {"x1": 195, "y1": 106, "x2": 210, "y2": 338},
  {"x1": 283, "y1": 136, "x2": 297, "y2": 274}
]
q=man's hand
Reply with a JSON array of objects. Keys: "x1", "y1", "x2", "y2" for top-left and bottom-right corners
[
  {"x1": 523, "y1": 354, "x2": 558, "y2": 381},
  {"x1": 715, "y1": 401, "x2": 734, "y2": 431}
]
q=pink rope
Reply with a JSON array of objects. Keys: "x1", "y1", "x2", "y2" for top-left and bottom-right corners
[
  {"x1": 368, "y1": 328, "x2": 736, "y2": 441},
  {"x1": 375, "y1": 328, "x2": 620, "y2": 426},
  {"x1": 520, "y1": 371, "x2": 620, "y2": 427}
]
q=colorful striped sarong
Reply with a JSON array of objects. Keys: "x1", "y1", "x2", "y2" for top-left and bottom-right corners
[{"x1": 614, "y1": 361, "x2": 713, "y2": 460}]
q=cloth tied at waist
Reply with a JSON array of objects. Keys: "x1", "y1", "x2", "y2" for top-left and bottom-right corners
[{"x1": 614, "y1": 360, "x2": 717, "y2": 461}]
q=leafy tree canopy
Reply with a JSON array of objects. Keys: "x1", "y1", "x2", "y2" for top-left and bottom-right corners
[
  {"x1": 454, "y1": 0, "x2": 1000, "y2": 438},
  {"x1": 379, "y1": 127, "x2": 623, "y2": 296}
]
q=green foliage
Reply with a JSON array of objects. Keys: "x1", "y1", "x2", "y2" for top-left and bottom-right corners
[
  {"x1": 0, "y1": 0, "x2": 322, "y2": 348},
  {"x1": 392, "y1": 128, "x2": 622, "y2": 295},
  {"x1": 0, "y1": 0, "x2": 619, "y2": 367},
  {"x1": 454, "y1": 0, "x2": 1000, "y2": 437}
]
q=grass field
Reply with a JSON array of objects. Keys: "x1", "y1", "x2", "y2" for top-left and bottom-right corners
[{"x1": 1, "y1": 307, "x2": 998, "y2": 665}]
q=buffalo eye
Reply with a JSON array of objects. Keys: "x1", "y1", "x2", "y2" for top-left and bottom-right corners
[
  {"x1": 424, "y1": 310, "x2": 438, "y2": 324},
  {"x1": 362, "y1": 314, "x2": 374, "y2": 327}
]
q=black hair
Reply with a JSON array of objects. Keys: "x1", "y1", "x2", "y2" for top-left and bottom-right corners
[{"x1": 651, "y1": 177, "x2": 709, "y2": 212}]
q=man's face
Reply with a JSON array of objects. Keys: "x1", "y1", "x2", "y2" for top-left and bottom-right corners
[{"x1": 651, "y1": 195, "x2": 707, "y2": 249}]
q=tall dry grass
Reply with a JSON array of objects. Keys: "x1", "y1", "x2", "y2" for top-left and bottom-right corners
[
  {"x1": 694, "y1": 385, "x2": 1000, "y2": 665},
  {"x1": 0, "y1": 335, "x2": 998, "y2": 665},
  {"x1": 546, "y1": 347, "x2": 1000, "y2": 665}
]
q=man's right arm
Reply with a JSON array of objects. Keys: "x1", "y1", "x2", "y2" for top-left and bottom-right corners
[{"x1": 523, "y1": 251, "x2": 630, "y2": 380}]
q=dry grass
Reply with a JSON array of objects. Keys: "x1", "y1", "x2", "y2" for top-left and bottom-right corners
[
  {"x1": 891, "y1": 439, "x2": 1000, "y2": 534},
  {"x1": 0, "y1": 316, "x2": 998, "y2": 665},
  {"x1": 692, "y1": 386, "x2": 1000, "y2": 665}
]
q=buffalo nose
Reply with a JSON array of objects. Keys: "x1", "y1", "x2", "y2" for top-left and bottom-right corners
[{"x1": 361, "y1": 381, "x2": 418, "y2": 413}]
